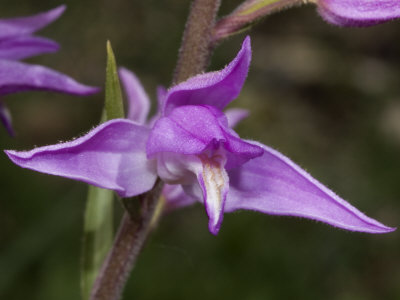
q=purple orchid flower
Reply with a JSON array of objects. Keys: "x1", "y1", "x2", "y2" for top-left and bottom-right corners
[
  {"x1": 317, "y1": 0, "x2": 400, "y2": 26},
  {"x1": 5, "y1": 37, "x2": 395, "y2": 235},
  {"x1": 0, "y1": 5, "x2": 99, "y2": 136}
]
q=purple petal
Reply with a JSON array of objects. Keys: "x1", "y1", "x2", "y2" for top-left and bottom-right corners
[
  {"x1": 0, "y1": 5, "x2": 66, "y2": 39},
  {"x1": 157, "y1": 86, "x2": 167, "y2": 112},
  {"x1": 119, "y1": 67, "x2": 150, "y2": 124},
  {"x1": 147, "y1": 105, "x2": 262, "y2": 168},
  {"x1": 163, "y1": 36, "x2": 251, "y2": 115},
  {"x1": 163, "y1": 184, "x2": 197, "y2": 212},
  {"x1": 0, "y1": 59, "x2": 99, "y2": 96},
  {"x1": 318, "y1": 0, "x2": 400, "y2": 26},
  {"x1": 5, "y1": 119, "x2": 157, "y2": 198},
  {"x1": 147, "y1": 86, "x2": 168, "y2": 127},
  {"x1": 225, "y1": 142, "x2": 395, "y2": 233},
  {"x1": 224, "y1": 108, "x2": 249, "y2": 128},
  {"x1": 0, "y1": 36, "x2": 59, "y2": 60},
  {"x1": 0, "y1": 101, "x2": 15, "y2": 136}
]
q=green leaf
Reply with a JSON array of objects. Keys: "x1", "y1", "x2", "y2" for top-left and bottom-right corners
[
  {"x1": 105, "y1": 40, "x2": 124, "y2": 120},
  {"x1": 81, "y1": 187, "x2": 114, "y2": 300},
  {"x1": 81, "y1": 41, "x2": 125, "y2": 300}
]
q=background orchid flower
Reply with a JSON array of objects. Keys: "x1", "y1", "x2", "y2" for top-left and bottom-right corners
[
  {"x1": 212, "y1": 0, "x2": 400, "y2": 43},
  {"x1": 0, "y1": 5, "x2": 99, "y2": 136},
  {"x1": 317, "y1": 0, "x2": 400, "y2": 26},
  {"x1": 5, "y1": 37, "x2": 395, "y2": 235}
]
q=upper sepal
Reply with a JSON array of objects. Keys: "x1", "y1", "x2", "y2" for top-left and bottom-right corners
[
  {"x1": 317, "y1": 0, "x2": 400, "y2": 27},
  {"x1": 163, "y1": 36, "x2": 251, "y2": 115}
]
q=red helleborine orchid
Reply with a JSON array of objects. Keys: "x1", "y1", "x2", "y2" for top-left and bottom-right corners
[{"x1": 5, "y1": 37, "x2": 395, "y2": 235}]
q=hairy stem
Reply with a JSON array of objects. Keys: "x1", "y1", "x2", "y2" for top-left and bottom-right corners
[
  {"x1": 89, "y1": 180, "x2": 164, "y2": 300},
  {"x1": 173, "y1": 0, "x2": 222, "y2": 84}
]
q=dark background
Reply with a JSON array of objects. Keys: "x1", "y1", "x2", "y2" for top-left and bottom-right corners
[{"x1": 0, "y1": 1, "x2": 399, "y2": 299}]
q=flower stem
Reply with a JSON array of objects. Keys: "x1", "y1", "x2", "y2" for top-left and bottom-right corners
[
  {"x1": 173, "y1": 0, "x2": 222, "y2": 84},
  {"x1": 89, "y1": 180, "x2": 164, "y2": 300}
]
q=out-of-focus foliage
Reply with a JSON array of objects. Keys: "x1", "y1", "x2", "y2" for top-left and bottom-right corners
[{"x1": 0, "y1": 1, "x2": 399, "y2": 299}]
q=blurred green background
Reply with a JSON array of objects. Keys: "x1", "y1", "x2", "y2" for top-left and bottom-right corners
[{"x1": 0, "y1": 1, "x2": 399, "y2": 299}]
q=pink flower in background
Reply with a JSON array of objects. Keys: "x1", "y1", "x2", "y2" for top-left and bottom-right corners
[
  {"x1": 0, "y1": 5, "x2": 99, "y2": 136},
  {"x1": 317, "y1": 0, "x2": 400, "y2": 26}
]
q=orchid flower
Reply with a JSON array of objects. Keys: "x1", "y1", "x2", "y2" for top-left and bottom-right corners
[
  {"x1": 0, "y1": 5, "x2": 99, "y2": 135},
  {"x1": 316, "y1": 0, "x2": 400, "y2": 26},
  {"x1": 5, "y1": 37, "x2": 395, "y2": 235}
]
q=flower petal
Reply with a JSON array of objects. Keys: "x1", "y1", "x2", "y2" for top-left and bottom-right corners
[
  {"x1": 119, "y1": 67, "x2": 150, "y2": 124},
  {"x1": 5, "y1": 119, "x2": 157, "y2": 198},
  {"x1": 0, "y1": 36, "x2": 59, "y2": 60},
  {"x1": 318, "y1": 0, "x2": 400, "y2": 26},
  {"x1": 147, "y1": 105, "x2": 262, "y2": 168},
  {"x1": 163, "y1": 36, "x2": 251, "y2": 115},
  {"x1": 157, "y1": 85, "x2": 167, "y2": 111},
  {"x1": 224, "y1": 108, "x2": 249, "y2": 128},
  {"x1": 148, "y1": 86, "x2": 167, "y2": 127},
  {"x1": 163, "y1": 184, "x2": 197, "y2": 212},
  {"x1": 198, "y1": 151, "x2": 230, "y2": 235},
  {"x1": 181, "y1": 150, "x2": 230, "y2": 235},
  {"x1": 226, "y1": 142, "x2": 395, "y2": 233},
  {"x1": 0, "y1": 59, "x2": 99, "y2": 96},
  {"x1": 0, "y1": 101, "x2": 14, "y2": 136},
  {"x1": 0, "y1": 5, "x2": 66, "y2": 39}
]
